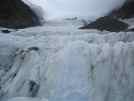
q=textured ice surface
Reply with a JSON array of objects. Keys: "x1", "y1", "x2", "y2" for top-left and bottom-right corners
[
  {"x1": 0, "y1": 19, "x2": 134, "y2": 101},
  {"x1": 7, "y1": 97, "x2": 48, "y2": 101}
]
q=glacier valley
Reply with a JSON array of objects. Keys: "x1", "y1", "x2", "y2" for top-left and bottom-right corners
[{"x1": 0, "y1": 0, "x2": 134, "y2": 101}]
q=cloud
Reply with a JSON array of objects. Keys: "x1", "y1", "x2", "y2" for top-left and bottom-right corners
[{"x1": 23, "y1": 0, "x2": 126, "y2": 20}]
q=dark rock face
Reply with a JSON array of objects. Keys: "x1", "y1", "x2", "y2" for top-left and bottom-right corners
[
  {"x1": 0, "y1": 0, "x2": 41, "y2": 29},
  {"x1": 109, "y1": 1, "x2": 134, "y2": 19},
  {"x1": 80, "y1": 1, "x2": 134, "y2": 32},
  {"x1": 127, "y1": 28, "x2": 134, "y2": 32},
  {"x1": 80, "y1": 16, "x2": 129, "y2": 32},
  {"x1": 1, "y1": 30, "x2": 11, "y2": 33}
]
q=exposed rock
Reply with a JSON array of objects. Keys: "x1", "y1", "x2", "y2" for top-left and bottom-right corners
[
  {"x1": 109, "y1": 1, "x2": 134, "y2": 19},
  {"x1": 28, "y1": 47, "x2": 39, "y2": 52},
  {"x1": 0, "y1": 0, "x2": 41, "y2": 29},
  {"x1": 80, "y1": 1, "x2": 134, "y2": 32},
  {"x1": 1, "y1": 30, "x2": 11, "y2": 33},
  {"x1": 80, "y1": 16, "x2": 129, "y2": 32},
  {"x1": 127, "y1": 28, "x2": 134, "y2": 32}
]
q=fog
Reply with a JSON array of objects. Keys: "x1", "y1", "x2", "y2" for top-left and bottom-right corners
[{"x1": 23, "y1": 0, "x2": 126, "y2": 20}]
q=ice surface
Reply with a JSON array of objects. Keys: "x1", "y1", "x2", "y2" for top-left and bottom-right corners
[
  {"x1": 45, "y1": 40, "x2": 134, "y2": 101},
  {"x1": 0, "y1": 19, "x2": 134, "y2": 101},
  {"x1": 7, "y1": 97, "x2": 48, "y2": 101}
]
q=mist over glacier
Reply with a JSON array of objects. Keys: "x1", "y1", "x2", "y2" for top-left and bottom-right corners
[{"x1": 23, "y1": 0, "x2": 126, "y2": 20}]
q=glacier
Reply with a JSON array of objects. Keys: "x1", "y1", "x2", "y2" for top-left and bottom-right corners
[
  {"x1": 0, "y1": 0, "x2": 134, "y2": 101},
  {"x1": 0, "y1": 19, "x2": 134, "y2": 101}
]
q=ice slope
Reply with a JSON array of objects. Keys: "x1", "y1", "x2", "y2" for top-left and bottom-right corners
[
  {"x1": 46, "y1": 41, "x2": 134, "y2": 101},
  {"x1": 7, "y1": 97, "x2": 48, "y2": 101},
  {"x1": 0, "y1": 19, "x2": 134, "y2": 101}
]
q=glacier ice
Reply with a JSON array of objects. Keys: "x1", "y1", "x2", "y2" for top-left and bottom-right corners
[
  {"x1": 7, "y1": 97, "x2": 48, "y2": 101},
  {"x1": 0, "y1": 19, "x2": 134, "y2": 101},
  {"x1": 0, "y1": 0, "x2": 134, "y2": 101},
  {"x1": 45, "y1": 40, "x2": 134, "y2": 101}
]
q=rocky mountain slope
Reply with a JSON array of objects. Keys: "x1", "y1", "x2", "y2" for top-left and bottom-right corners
[
  {"x1": 80, "y1": 0, "x2": 134, "y2": 32},
  {"x1": 0, "y1": 0, "x2": 41, "y2": 29}
]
